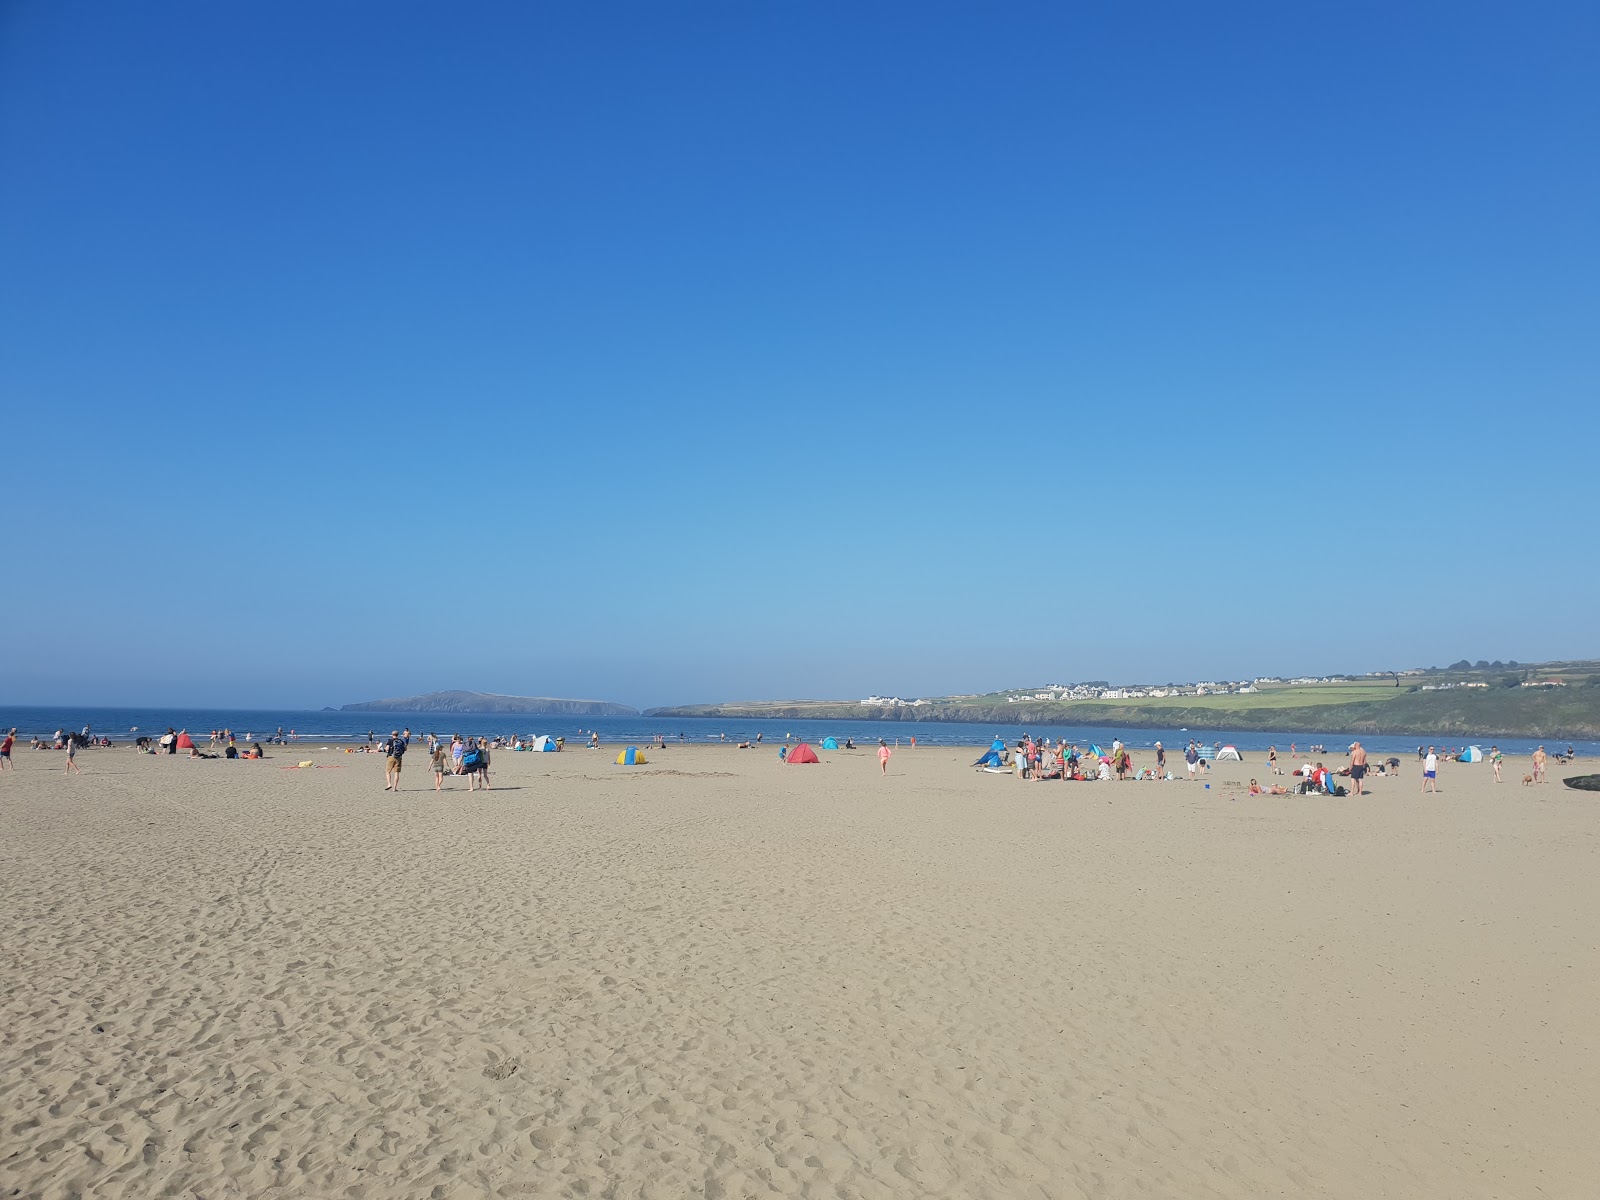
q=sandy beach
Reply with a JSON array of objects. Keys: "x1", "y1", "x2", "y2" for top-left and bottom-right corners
[{"x1": 2, "y1": 740, "x2": 1596, "y2": 1198}]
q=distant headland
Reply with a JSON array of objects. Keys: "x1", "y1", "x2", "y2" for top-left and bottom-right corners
[
  {"x1": 646, "y1": 660, "x2": 1600, "y2": 740},
  {"x1": 341, "y1": 690, "x2": 637, "y2": 716}
]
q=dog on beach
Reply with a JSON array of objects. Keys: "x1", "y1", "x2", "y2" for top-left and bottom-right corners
[{"x1": 1522, "y1": 774, "x2": 1535, "y2": 786}]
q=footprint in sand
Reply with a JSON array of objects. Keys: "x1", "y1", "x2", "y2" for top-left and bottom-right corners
[{"x1": 483, "y1": 1057, "x2": 521, "y2": 1081}]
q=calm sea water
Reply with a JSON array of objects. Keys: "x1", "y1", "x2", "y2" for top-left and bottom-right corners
[{"x1": 1, "y1": 706, "x2": 1592, "y2": 760}]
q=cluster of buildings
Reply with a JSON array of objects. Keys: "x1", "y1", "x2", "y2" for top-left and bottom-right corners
[
  {"x1": 1419, "y1": 681, "x2": 1491, "y2": 691},
  {"x1": 1001, "y1": 680, "x2": 1269, "y2": 703},
  {"x1": 860, "y1": 695, "x2": 931, "y2": 707}
]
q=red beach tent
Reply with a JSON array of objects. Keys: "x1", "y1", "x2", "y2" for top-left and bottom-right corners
[{"x1": 787, "y1": 742, "x2": 820, "y2": 764}]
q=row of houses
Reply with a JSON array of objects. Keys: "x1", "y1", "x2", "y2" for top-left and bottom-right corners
[{"x1": 1002, "y1": 680, "x2": 1265, "y2": 703}]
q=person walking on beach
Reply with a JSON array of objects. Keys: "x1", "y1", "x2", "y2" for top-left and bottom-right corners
[
  {"x1": 476, "y1": 738, "x2": 492, "y2": 790},
  {"x1": 0, "y1": 728, "x2": 14, "y2": 770},
  {"x1": 1350, "y1": 741, "x2": 1368, "y2": 795},
  {"x1": 431, "y1": 743, "x2": 447, "y2": 790},
  {"x1": 878, "y1": 742, "x2": 891, "y2": 775},
  {"x1": 1532, "y1": 745, "x2": 1547, "y2": 784},
  {"x1": 64, "y1": 735, "x2": 82, "y2": 776},
  {"x1": 384, "y1": 730, "x2": 406, "y2": 791},
  {"x1": 1490, "y1": 746, "x2": 1503, "y2": 782},
  {"x1": 1155, "y1": 742, "x2": 1166, "y2": 774},
  {"x1": 1421, "y1": 746, "x2": 1439, "y2": 793},
  {"x1": 1268, "y1": 746, "x2": 1278, "y2": 775},
  {"x1": 1185, "y1": 741, "x2": 1200, "y2": 778}
]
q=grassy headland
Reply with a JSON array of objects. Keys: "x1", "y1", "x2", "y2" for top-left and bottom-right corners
[{"x1": 649, "y1": 665, "x2": 1600, "y2": 739}]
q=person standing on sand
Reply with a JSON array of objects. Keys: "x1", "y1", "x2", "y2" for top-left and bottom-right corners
[
  {"x1": 878, "y1": 742, "x2": 891, "y2": 775},
  {"x1": 0, "y1": 728, "x2": 14, "y2": 770},
  {"x1": 1421, "y1": 746, "x2": 1440, "y2": 793},
  {"x1": 1532, "y1": 745, "x2": 1547, "y2": 784},
  {"x1": 384, "y1": 730, "x2": 406, "y2": 791},
  {"x1": 1185, "y1": 741, "x2": 1199, "y2": 778},
  {"x1": 1155, "y1": 742, "x2": 1165, "y2": 774},
  {"x1": 64, "y1": 735, "x2": 82, "y2": 776},
  {"x1": 1268, "y1": 746, "x2": 1278, "y2": 774},
  {"x1": 432, "y1": 743, "x2": 447, "y2": 790},
  {"x1": 1491, "y1": 746, "x2": 1503, "y2": 783},
  {"x1": 1350, "y1": 742, "x2": 1368, "y2": 795}
]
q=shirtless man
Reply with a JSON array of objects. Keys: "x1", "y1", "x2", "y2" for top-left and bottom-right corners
[
  {"x1": 1532, "y1": 745, "x2": 1547, "y2": 784},
  {"x1": 1349, "y1": 741, "x2": 1368, "y2": 794}
]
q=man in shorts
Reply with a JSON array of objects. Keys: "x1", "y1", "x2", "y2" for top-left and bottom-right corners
[
  {"x1": 1185, "y1": 741, "x2": 1200, "y2": 778},
  {"x1": 1421, "y1": 746, "x2": 1439, "y2": 793},
  {"x1": 1349, "y1": 741, "x2": 1368, "y2": 795},
  {"x1": 384, "y1": 730, "x2": 407, "y2": 791},
  {"x1": 0, "y1": 727, "x2": 14, "y2": 770}
]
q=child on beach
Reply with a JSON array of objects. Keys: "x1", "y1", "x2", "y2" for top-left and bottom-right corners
[{"x1": 878, "y1": 743, "x2": 891, "y2": 775}]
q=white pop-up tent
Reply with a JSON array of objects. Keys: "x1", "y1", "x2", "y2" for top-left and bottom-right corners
[
  {"x1": 1460, "y1": 745, "x2": 1483, "y2": 763},
  {"x1": 1216, "y1": 745, "x2": 1243, "y2": 761}
]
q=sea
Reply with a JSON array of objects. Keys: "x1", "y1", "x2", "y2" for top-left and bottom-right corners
[{"x1": 2, "y1": 706, "x2": 1593, "y2": 760}]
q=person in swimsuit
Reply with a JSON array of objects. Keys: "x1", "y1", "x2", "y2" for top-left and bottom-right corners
[
  {"x1": 1349, "y1": 742, "x2": 1368, "y2": 795},
  {"x1": 1491, "y1": 746, "x2": 1502, "y2": 783}
]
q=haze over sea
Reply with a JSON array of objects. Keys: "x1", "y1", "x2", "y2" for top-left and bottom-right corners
[{"x1": 5, "y1": 706, "x2": 1592, "y2": 760}]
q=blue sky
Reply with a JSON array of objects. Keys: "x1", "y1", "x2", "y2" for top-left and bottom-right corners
[{"x1": 2, "y1": 2, "x2": 1596, "y2": 709}]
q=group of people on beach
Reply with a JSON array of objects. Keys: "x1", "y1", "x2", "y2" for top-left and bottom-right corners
[{"x1": 380, "y1": 730, "x2": 498, "y2": 792}]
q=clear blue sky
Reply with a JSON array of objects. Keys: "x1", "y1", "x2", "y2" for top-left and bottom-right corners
[{"x1": 2, "y1": 2, "x2": 1596, "y2": 709}]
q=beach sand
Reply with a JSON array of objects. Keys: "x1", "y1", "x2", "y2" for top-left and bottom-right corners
[{"x1": 2, "y1": 741, "x2": 1596, "y2": 1198}]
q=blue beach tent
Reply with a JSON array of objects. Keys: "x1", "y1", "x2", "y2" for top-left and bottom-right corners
[
  {"x1": 974, "y1": 749, "x2": 1002, "y2": 767},
  {"x1": 821, "y1": 737, "x2": 839, "y2": 750},
  {"x1": 616, "y1": 745, "x2": 646, "y2": 766}
]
